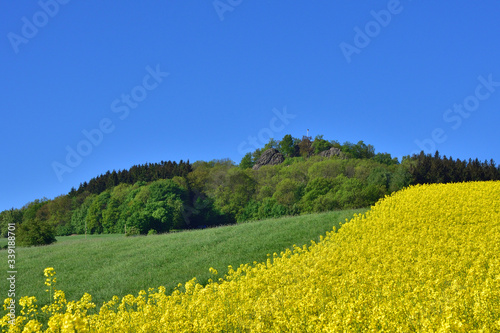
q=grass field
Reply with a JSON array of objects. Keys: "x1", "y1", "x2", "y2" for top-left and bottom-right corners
[{"x1": 0, "y1": 208, "x2": 366, "y2": 311}]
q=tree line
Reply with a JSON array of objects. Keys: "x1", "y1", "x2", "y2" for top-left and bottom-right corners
[
  {"x1": 407, "y1": 151, "x2": 500, "y2": 184},
  {"x1": 70, "y1": 160, "x2": 192, "y2": 197},
  {"x1": 1, "y1": 135, "x2": 498, "y2": 247}
]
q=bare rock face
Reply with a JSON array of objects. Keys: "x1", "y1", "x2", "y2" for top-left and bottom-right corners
[
  {"x1": 319, "y1": 147, "x2": 342, "y2": 158},
  {"x1": 252, "y1": 148, "x2": 285, "y2": 170}
]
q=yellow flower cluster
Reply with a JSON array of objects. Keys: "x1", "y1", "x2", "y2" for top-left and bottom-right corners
[{"x1": 2, "y1": 181, "x2": 499, "y2": 332}]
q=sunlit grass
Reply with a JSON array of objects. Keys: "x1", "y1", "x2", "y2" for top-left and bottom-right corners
[{"x1": 0, "y1": 208, "x2": 365, "y2": 311}]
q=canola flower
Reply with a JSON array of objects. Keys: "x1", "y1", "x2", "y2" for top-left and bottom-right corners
[{"x1": 1, "y1": 181, "x2": 499, "y2": 332}]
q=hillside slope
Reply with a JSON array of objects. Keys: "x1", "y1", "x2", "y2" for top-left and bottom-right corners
[
  {"x1": 0, "y1": 208, "x2": 365, "y2": 319},
  {"x1": 3, "y1": 181, "x2": 499, "y2": 331}
]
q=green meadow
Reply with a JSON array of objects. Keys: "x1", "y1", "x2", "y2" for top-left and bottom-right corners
[{"x1": 1, "y1": 208, "x2": 366, "y2": 312}]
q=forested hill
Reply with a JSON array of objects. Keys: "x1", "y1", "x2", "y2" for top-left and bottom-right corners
[{"x1": 1, "y1": 134, "x2": 499, "y2": 247}]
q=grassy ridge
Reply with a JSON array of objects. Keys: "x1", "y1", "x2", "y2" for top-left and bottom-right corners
[{"x1": 1, "y1": 208, "x2": 366, "y2": 310}]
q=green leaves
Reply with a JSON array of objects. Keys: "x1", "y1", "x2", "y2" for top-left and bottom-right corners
[
  {"x1": 278, "y1": 134, "x2": 296, "y2": 158},
  {"x1": 17, "y1": 214, "x2": 56, "y2": 247}
]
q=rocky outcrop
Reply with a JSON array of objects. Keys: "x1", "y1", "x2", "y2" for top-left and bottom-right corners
[
  {"x1": 318, "y1": 147, "x2": 342, "y2": 158},
  {"x1": 252, "y1": 148, "x2": 285, "y2": 170}
]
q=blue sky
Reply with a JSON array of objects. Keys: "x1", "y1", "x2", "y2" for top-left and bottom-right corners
[{"x1": 1, "y1": 1, "x2": 499, "y2": 211}]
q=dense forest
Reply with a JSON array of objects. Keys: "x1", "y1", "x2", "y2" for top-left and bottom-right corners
[{"x1": 1, "y1": 134, "x2": 499, "y2": 247}]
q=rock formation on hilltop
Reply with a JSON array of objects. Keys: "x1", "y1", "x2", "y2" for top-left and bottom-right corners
[
  {"x1": 252, "y1": 148, "x2": 285, "y2": 170},
  {"x1": 319, "y1": 147, "x2": 343, "y2": 158}
]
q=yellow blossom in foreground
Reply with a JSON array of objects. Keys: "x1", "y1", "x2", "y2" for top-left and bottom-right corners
[{"x1": 1, "y1": 181, "x2": 499, "y2": 332}]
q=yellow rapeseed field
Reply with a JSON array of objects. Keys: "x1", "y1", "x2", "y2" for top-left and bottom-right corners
[{"x1": 2, "y1": 181, "x2": 499, "y2": 332}]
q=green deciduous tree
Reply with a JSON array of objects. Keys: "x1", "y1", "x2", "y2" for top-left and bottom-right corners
[
  {"x1": 0, "y1": 209, "x2": 23, "y2": 238},
  {"x1": 367, "y1": 167, "x2": 391, "y2": 190},
  {"x1": 263, "y1": 138, "x2": 279, "y2": 151},
  {"x1": 70, "y1": 194, "x2": 96, "y2": 234},
  {"x1": 278, "y1": 134, "x2": 296, "y2": 158},
  {"x1": 213, "y1": 168, "x2": 257, "y2": 220},
  {"x1": 47, "y1": 195, "x2": 74, "y2": 236},
  {"x1": 312, "y1": 135, "x2": 333, "y2": 154},
  {"x1": 102, "y1": 196, "x2": 121, "y2": 233},
  {"x1": 17, "y1": 216, "x2": 56, "y2": 247},
  {"x1": 85, "y1": 191, "x2": 111, "y2": 234},
  {"x1": 239, "y1": 152, "x2": 254, "y2": 169},
  {"x1": 373, "y1": 152, "x2": 399, "y2": 165},
  {"x1": 273, "y1": 178, "x2": 303, "y2": 207}
]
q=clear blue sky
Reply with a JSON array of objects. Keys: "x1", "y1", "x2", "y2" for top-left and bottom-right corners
[{"x1": 1, "y1": 1, "x2": 499, "y2": 211}]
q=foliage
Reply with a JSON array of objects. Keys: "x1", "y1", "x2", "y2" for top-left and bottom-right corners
[
  {"x1": 239, "y1": 152, "x2": 254, "y2": 169},
  {"x1": 298, "y1": 136, "x2": 313, "y2": 158},
  {"x1": 311, "y1": 134, "x2": 333, "y2": 154},
  {"x1": 212, "y1": 168, "x2": 256, "y2": 221},
  {"x1": 278, "y1": 134, "x2": 296, "y2": 158},
  {"x1": 0, "y1": 209, "x2": 22, "y2": 238},
  {"x1": 2, "y1": 139, "x2": 499, "y2": 240},
  {"x1": 263, "y1": 138, "x2": 279, "y2": 151},
  {"x1": 408, "y1": 151, "x2": 500, "y2": 184},
  {"x1": 70, "y1": 194, "x2": 95, "y2": 234},
  {"x1": 373, "y1": 152, "x2": 399, "y2": 165},
  {"x1": 238, "y1": 197, "x2": 296, "y2": 222},
  {"x1": 340, "y1": 140, "x2": 375, "y2": 159},
  {"x1": 71, "y1": 160, "x2": 192, "y2": 197},
  {"x1": 125, "y1": 226, "x2": 140, "y2": 237},
  {"x1": 118, "y1": 180, "x2": 187, "y2": 234},
  {"x1": 272, "y1": 178, "x2": 303, "y2": 207},
  {"x1": 17, "y1": 215, "x2": 56, "y2": 247},
  {"x1": 45, "y1": 195, "x2": 75, "y2": 236},
  {"x1": 85, "y1": 191, "x2": 111, "y2": 234}
]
